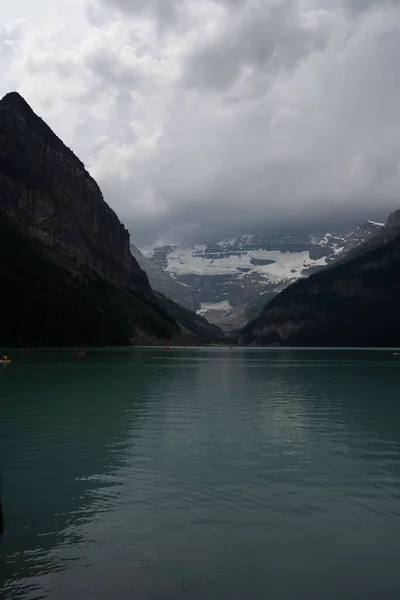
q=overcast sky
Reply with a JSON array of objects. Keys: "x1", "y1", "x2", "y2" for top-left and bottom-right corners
[{"x1": 1, "y1": 0, "x2": 400, "y2": 247}]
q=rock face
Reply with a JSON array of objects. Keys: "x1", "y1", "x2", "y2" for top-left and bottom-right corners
[
  {"x1": 0, "y1": 92, "x2": 149, "y2": 297},
  {"x1": 130, "y1": 243, "x2": 199, "y2": 312},
  {"x1": 144, "y1": 225, "x2": 383, "y2": 332},
  {"x1": 239, "y1": 220, "x2": 400, "y2": 347},
  {"x1": 336, "y1": 214, "x2": 400, "y2": 264},
  {"x1": 0, "y1": 92, "x2": 184, "y2": 346},
  {"x1": 130, "y1": 244, "x2": 222, "y2": 343}
]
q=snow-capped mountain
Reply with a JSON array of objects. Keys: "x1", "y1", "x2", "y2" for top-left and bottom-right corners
[{"x1": 143, "y1": 221, "x2": 384, "y2": 331}]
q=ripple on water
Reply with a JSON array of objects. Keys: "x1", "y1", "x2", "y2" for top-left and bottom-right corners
[{"x1": 2, "y1": 348, "x2": 400, "y2": 599}]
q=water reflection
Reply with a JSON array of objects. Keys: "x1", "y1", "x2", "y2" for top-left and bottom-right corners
[
  {"x1": 0, "y1": 350, "x2": 171, "y2": 596},
  {"x1": 2, "y1": 348, "x2": 400, "y2": 600}
]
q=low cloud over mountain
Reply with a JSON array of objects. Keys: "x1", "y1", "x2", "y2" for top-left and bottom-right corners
[{"x1": 1, "y1": 0, "x2": 400, "y2": 246}]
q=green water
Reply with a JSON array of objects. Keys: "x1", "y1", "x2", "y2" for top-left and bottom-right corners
[{"x1": 1, "y1": 347, "x2": 400, "y2": 599}]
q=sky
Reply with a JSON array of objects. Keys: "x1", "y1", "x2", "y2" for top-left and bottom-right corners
[{"x1": 1, "y1": 0, "x2": 400, "y2": 247}]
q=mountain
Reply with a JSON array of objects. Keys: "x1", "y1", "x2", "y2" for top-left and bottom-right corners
[
  {"x1": 334, "y1": 214, "x2": 400, "y2": 264},
  {"x1": 130, "y1": 243, "x2": 199, "y2": 312},
  {"x1": 144, "y1": 223, "x2": 384, "y2": 331},
  {"x1": 0, "y1": 91, "x2": 194, "y2": 346},
  {"x1": 154, "y1": 293, "x2": 223, "y2": 344},
  {"x1": 239, "y1": 211, "x2": 400, "y2": 347},
  {"x1": 130, "y1": 244, "x2": 222, "y2": 343}
]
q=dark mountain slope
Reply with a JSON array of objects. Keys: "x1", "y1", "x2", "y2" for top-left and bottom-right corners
[
  {"x1": 0, "y1": 212, "x2": 180, "y2": 346},
  {"x1": 239, "y1": 232, "x2": 400, "y2": 347},
  {"x1": 0, "y1": 92, "x2": 182, "y2": 346},
  {"x1": 336, "y1": 211, "x2": 400, "y2": 265},
  {"x1": 0, "y1": 91, "x2": 149, "y2": 294},
  {"x1": 130, "y1": 244, "x2": 199, "y2": 312},
  {"x1": 155, "y1": 293, "x2": 223, "y2": 344}
]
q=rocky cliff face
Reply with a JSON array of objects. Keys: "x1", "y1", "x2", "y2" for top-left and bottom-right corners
[
  {"x1": 239, "y1": 228, "x2": 400, "y2": 347},
  {"x1": 336, "y1": 212, "x2": 400, "y2": 264},
  {"x1": 130, "y1": 243, "x2": 199, "y2": 311},
  {"x1": 0, "y1": 92, "x2": 150, "y2": 298},
  {"x1": 0, "y1": 92, "x2": 187, "y2": 346}
]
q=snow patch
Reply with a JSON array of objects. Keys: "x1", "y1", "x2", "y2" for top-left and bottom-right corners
[
  {"x1": 197, "y1": 300, "x2": 233, "y2": 316},
  {"x1": 367, "y1": 220, "x2": 385, "y2": 227},
  {"x1": 164, "y1": 247, "x2": 327, "y2": 282}
]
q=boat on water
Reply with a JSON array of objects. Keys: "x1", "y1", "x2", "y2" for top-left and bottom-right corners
[
  {"x1": 0, "y1": 359, "x2": 11, "y2": 364},
  {"x1": 393, "y1": 352, "x2": 400, "y2": 356}
]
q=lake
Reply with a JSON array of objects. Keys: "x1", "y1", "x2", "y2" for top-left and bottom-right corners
[{"x1": 1, "y1": 347, "x2": 400, "y2": 599}]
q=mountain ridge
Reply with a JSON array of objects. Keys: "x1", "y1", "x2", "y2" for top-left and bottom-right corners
[
  {"x1": 130, "y1": 243, "x2": 199, "y2": 312},
  {"x1": 142, "y1": 222, "x2": 384, "y2": 331},
  {"x1": 0, "y1": 91, "x2": 151, "y2": 298},
  {"x1": 0, "y1": 91, "x2": 204, "y2": 346},
  {"x1": 239, "y1": 211, "x2": 400, "y2": 347}
]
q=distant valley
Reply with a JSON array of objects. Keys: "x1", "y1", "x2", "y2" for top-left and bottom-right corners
[
  {"x1": 138, "y1": 222, "x2": 384, "y2": 332},
  {"x1": 1, "y1": 91, "x2": 398, "y2": 349}
]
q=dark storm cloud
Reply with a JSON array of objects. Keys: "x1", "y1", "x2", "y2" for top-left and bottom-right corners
[
  {"x1": 2, "y1": 0, "x2": 400, "y2": 248},
  {"x1": 99, "y1": 0, "x2": 246, "y2": 16},
  {"x1": 182, "y1": 1, "x2": 328, "y2": 91},
  {"x1": 84, "y1": 47, "x2": 143, "y2": 89},
  {"x1": 98, "y1": 0, "x2": 186, "y2": 26},
  {"x1": 342, "y1": 0, "x2": 400, "y2": 15}
]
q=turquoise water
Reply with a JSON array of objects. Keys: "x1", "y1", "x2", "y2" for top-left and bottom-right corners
[{"x1": 1, "y1": 347, "x2": 400, "y2": 599}]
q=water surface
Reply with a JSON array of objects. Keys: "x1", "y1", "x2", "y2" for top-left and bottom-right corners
[{"x1": 2, "y1": 347, "x2": 400, "y2": 599}]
